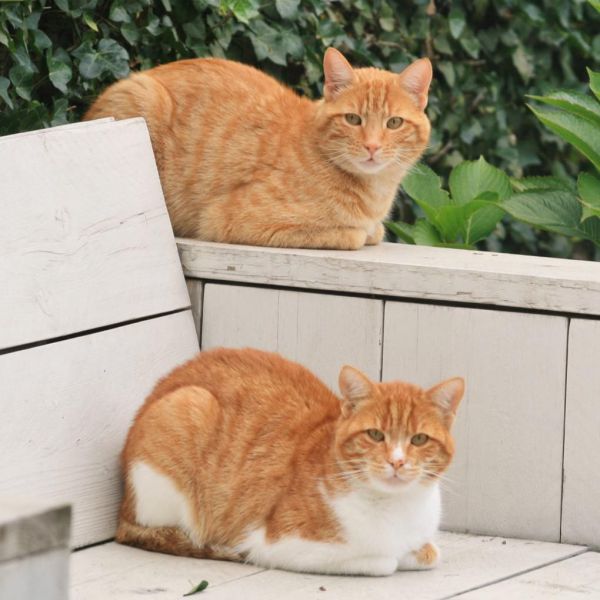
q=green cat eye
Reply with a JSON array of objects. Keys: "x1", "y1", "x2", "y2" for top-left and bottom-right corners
[
  {"x1": 345, "y1": 113, "x2": 362, "y2": 126},
  {"x1": 386, "y1": 116, "x2": 404, "y2": 130},
  {"x1": 366, "y1": 428, "x2": 385, "y2": 442},
  {"x1": 411, "y1": 433, "x2": 429, "y2": 446}
]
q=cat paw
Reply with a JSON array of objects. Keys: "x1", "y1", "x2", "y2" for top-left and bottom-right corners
[
  {"x1": 397, "y1": 542, "x2": 440, "y2": 571},
  {"x1": 365, "y1": 222, "x2": 385, "y2": 245}
]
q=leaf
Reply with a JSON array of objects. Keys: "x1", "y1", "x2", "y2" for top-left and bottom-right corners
[
  {"x1": 276, "y1": 0, "x2": 300, "y2": 19},
  {"x1": 0, "y1": 76, "x2": 13, "y2": 109},
  {"x1": 527, "y1": 91, "x2": 600, "y2": 127},
  {"x1": 511, "y1": 176, "x2": 576, "y2": 193},
  {"x1": 461, "y1": 194, "x2": 505, "y2": 245},
  {"x1": 578, "y1": 172, "x2": 600, "y2": 221},
  {"x1": 183, "y1": 580, "x2": 209, "y2": 596},
  {"x1": 225, "y1": 0, "x2": 259, "y2": 24},
  {"x1": 449, "y1": 156, "x2": 512, "y2": 205},
  {"x1": 8, "y1": 65, "x2": 34, "y2": 101},
  {"x1": 385, "y1": 221, "x2": 415, "y2": 244},
  {"x1": 413, "y1": 219, "x2": 443, "y2": 245},
  {"x1": 588, "y1": 0, "x2": 600, "y2": 13},
  {"x1": 77, "y1": 39, "x2": 129, "y2": 79},
  {"x1": 401, "y1": 163, "x2": 451, "y2": 208},
  {"x1": 47, "y1": 51, "x2": 73, "y2": 93},
  {"x1": 513, "y1": 45, "x2": 533, "y2": 82},
  {"x1": 83, "y1": 13, "x2": 99, "y2": 32},
  {"x1": 529, "y1": 104, "x2": 600, "y2": 172},
  {"x1": 448, "y1": 8, "x2": 465, "y2": 39},
  {"x1": 588, "y1": 68, "x2": 600, "y2": 102}
]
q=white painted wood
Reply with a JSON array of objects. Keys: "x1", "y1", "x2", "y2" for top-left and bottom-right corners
[
  {"x1": 382, "y1": 302, "x2": 568, "y2": 541},
  {"x1": 458, "y1": 551, "x2": 600, "y2": 599},
  {"x1": 0, "y1": 118, "x2": 190, "y2": 350},
  {"x1": 0, "y1": 117, "x2": 114, "y2": 142},
  {"x1": 562, "y1": 319, "x2": 600, "y2": 547},
  {"x1": 0, "y1": 310, "x2": 199, "y2": 548},
  {"x1": 70, "y1": 542, "x2": 263, "y2": 599},
  {"x1": 186, "y1": 279, "x2": 203, "y2": 341},
  {"x1": 0, "y1": 547, "x2": 69, "y2": 600},
  {"x1": 72, "y1": 533, "x2": 584, "y2": 600},
  {"x1": 201, "y1": 284, "x2": 383, "y2": 389},
  {"x1": 178, "y1": 239, "x2": 600, "y2": 316}
]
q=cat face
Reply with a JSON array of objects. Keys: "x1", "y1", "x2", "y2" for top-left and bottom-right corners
[
  {"x1": 318, "y1": 48, "x2": 432, "y2": 176},
  {"x1": 335, "y1": 366, "x2": 463, "y2": 495}
]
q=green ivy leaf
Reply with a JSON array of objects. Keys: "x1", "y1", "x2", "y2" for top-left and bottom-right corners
[
  {"x1": 9, "y1": 65, "x2": 34, "y2": 101},
  {"x1": 183, "y1": 580, "x2": 209, "y2": 596},
  {"x1": 579, "y1": 172, "x2": 600, "y2": 221},
  {"x1": 47, "y1": 51, "x2": 73, "y2": 93},
  {"x1": 588, "y1": 68, "x2": 600, "y2": 102},
  {"x1": 83, "y1": 12, "x2": 99, "y2": 32},
  {"x1": 0, "y1": 76, "x2": 13, "y2": 109},
  {"x1": 77, "y1": 39, "x2": 129, "y2": 79},
  {"x1": 513, "y1": 45, "x2": 534, "y2": 82},
  {"x1": 275, "y1": 0, "x2": 300, "y2": 19},
  {"x1": 448, "y1": 8, "x2": 465, "y2": 39},
  {"x1": 225, "y1": 0, "x2": 259, "y2": 24}
]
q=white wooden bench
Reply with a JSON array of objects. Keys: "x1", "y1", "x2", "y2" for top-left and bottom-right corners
[{"x1": 1, "y1": 119, "x2": 599, "y2": 599}]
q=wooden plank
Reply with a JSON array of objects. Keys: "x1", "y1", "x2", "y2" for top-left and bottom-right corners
[
  {"x1": 201, "y1": 284, "x2": 383, "y2": 389},
  {"x1": 0, "y1": 311, "x2": 199, "y2": 548},
  {"x1": 178, "y1": 239, "x2": 600, "y2": 316},
  {"x1": 457, "y1": 552, "x2": 600, "y2": 599},
  {"x1": 382, "y1": 302, "x2": 568, "y2": 541},
  {"x1": 0, "y1": 548, "x2": 69, "y2": 600},
  {"x1": 186, "y1": 278, "x2": 203, "y2": 341},
  {"x1": 562, "y1": 319, "x2": 600, "y2": 547},
  {"x1": 100, "y1": 532, "x2": 581, "y2": 600},
  {"x1": 0, "y1": 118, "x2": 190, "y2": 350},
  {"x1": 70, "y1": 542, "x2": 264, "y2": 600}
]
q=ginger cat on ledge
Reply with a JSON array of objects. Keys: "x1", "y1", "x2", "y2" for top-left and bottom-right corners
[
  {"x1": 118, "y1": 348, "x2": 463, "y2": 576},
  {"x1": 85, "y1": 49, "x2": 432, "y2": 250}
]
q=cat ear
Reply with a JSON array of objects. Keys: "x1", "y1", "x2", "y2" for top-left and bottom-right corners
[
  {"x1": 323, "y1": 48, "x2": 355, "y2": 101},
  {"x1": 339, "y1": 366, "x2": 374, "y2": 415},
  {"x1": 427, "y1": 377, "x2": 464, "y2": 425},
  {"x1": 398, "y1": 58, "x2": 433, "y2": 110}
]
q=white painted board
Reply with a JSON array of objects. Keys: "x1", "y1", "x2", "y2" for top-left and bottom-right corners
[
  {"x1": 71, "y1": 541, "x2": 263, "y2": 600},
  {"x1": 0, "y1": 118, "x2": 190, "y2": 350},
  {"x1": 0, "y1": 310, "x2": 199, "y2": 548},
  {"x1": 458, "y1": 551, "x2": 600, "y2": 599},
  {"x1": 562, "y1": 319, "x2": 600, "y2": 547},
  {"x1": 201, "y1": 284, "x2": 383, "y2": 390},
  {"x1": 178, "y1": 239, "x2": 600, "y2": 316},
  {"x1": 382, "y1": 302, "x2": 568, "y2": 541},
  {"x1": 186, "y1": 279, "x2": 203, "y2": 341},
  {"x1": 70, "y1": 533, "x2": 584, "y2": 600}
]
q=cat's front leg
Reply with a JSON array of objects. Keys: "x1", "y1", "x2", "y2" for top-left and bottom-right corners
[
  {"x1": 396, "y1": 542, "x2": 440, "y2": 571},
  {"x1": 365, "y1": 222, "x2": 385, "y2": 246}
]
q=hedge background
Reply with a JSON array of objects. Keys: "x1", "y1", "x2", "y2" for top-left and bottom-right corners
[{"x1": 1, "y1": 0, "x2": 600, "y2": 257}]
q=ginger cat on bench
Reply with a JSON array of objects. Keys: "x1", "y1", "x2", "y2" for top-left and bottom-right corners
[
  {"x1": 85, "y1": 49, "x2": 432, "y2": 250},
  {"x1": 117, "y1": 348, "x2": 463, "y2": 576}
]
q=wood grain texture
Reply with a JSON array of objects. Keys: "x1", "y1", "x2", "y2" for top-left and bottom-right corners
[
  {"x1": 186, "y1": 279, "x2": 203, "y2": 342},
  {"x1": 458, "y1": 551, "x2": 600, "y2": 599},
  {"x1": 382, "y1": 302, "x2": 568, "y2": 541},
  {"x1": 0, "y1": 118, "x2": 190, "y2": 350},
  {"x1": 178, "y1": 239, "x2": 600, "y2": 315},
  {"x1": 0, "y1": 310, "x2": 199, "y2": 548},
  {"x1": 71, "y1": 541, "x2": 263, "y2": 599},
  {"x1": 70, "y1": 533, "x2": 585, "y2": 600},
  {"x1": 201, "y1": 284, "x2": 383, "y2": 390},
  {"x1": 562, "y1": 319, "x2": 600, "y2": 548}
]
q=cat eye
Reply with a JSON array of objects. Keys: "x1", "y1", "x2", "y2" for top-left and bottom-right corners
[
  {"x1": 345, "y1": 113, "x2": 362, "y2": 126},
  {"x1": 386, "y1": 116, "x2": 404, "y2": 130},
  {"x1": 366, "y1": 429, "x2": 385, "y2": 442},
  {"x1": 411, "y1": 433, "x2": 429, "y2": 446}
]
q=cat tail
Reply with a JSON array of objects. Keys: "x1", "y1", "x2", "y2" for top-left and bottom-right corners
[{"x1": 116, "y1": 519, "x2": 246, "y2": 562}]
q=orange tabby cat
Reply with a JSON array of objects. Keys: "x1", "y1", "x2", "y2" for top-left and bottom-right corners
[
  {"x1": 118, "y1": 348, "x2": 463, "y2": 576},
  {"x1": 85, "y1": 49, "x2": 432, "y2": 249}
]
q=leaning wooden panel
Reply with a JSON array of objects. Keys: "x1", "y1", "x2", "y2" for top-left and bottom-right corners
[
  {"x1": 0, "y1": 310, "x2": 199, "y2": 548},
  {"x1": 562, "y1": 319, "x2": 600, "y2": 547},
  {"x1": 201, "y1": 284, "x2": 383, "y2": 389},
  {"x1": 0, "y1": 118, "x2": 189, "y2": 350},
  {"x1": 382, "y1": 302, "x2": 568, "y2": 542}
]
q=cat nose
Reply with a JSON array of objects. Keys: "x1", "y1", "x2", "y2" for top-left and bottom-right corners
[
  {"x1": 364, "y1": 142, "x2": 381, "y2": 156},
  {"x1": 388, "y1": 458, "x2": 405, "y2": 470}
]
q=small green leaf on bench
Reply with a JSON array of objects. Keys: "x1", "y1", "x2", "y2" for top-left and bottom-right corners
[{"x1": 184, "y1": 580, "x2": 209, "y2": 596}]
